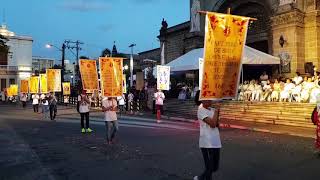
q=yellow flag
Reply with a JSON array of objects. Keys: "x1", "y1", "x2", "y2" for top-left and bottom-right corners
[
  {"x1": 40, "y1": 74, "x2": 48, "y2": 93},
  {"x1": 62, "y1": 82, "x2": 71, "y2": 95},
  {"x1": 20, "y1": 80, "x2": 29, "y2": 93},
  {"x1": 99, "y1": 57, "x2": 123, "y2": 97},
  {"x1": 200, "y1": 12, "x2": 249, "y2": 100},
  {"x1": 29, "y1": 76, "x2": 39, "y2": 94},
  {"x1": 79, "y1": 59, "x2": 99, "y2": 91},
  {"x1": 47, "y1": 69, "x2": 61, "y2": 92},
  {"x1": 10, "y1": 84, "x2": 18, "y2": 96}
]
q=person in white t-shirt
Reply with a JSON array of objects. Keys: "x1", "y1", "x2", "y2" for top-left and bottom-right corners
[
  {"x1": 117, "y1": 94, "x2": 126, "y2": 114},
  {"x1": 194, "y1": 100, "x2": 221, "y2": 180},
  {"x1": 78, "y1": 90, "x2": 92, "y2": 133},
  {"x1": 20, "y1": 93, "x2": 27, "y2": 108},
  {"x1": 102, "y1": 97, "x2": 118, "y2": 145},
  {"x1": 40, "y1": 93, "x2": 46, "y2": 113},
  {"x1": 32, "y1": 94, "x2": 40, "y2": 113},
  {"x1": 154, "y1": 89, "x2": 165, "y2": 114},
  {"x1": 42, "y1": 96, "x2": 49, "y2": 120}
]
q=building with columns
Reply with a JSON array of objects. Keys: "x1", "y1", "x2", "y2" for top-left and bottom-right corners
[{"x1": 158, "y1": 0, "x2": 320, "y2": 78}]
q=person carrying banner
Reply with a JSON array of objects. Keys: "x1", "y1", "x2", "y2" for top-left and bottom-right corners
[
  {"x1": 102, "y1": 96, "x2": 118, "y2": 144},
  {"x1": 194, "y1": 99, "x2": 221, "y2": 180},
  {"x1": 78, "y1": 90, "x2": 92, "y2": 133}
]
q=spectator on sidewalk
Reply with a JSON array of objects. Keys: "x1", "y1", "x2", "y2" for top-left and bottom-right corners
[
  {"x1": 40, "y1": 93, "x2": 46, "y2": 113},
  {"x1": 78, "y1": 90, "x2": 92, "y2": 133},
  {"x1": 49, "y1": 93, "x2": 57, "y2": 121},
  {"x1": 154, "y1": 89, "x2": 165, "y2": 115},
  {"x1": 102, "y1": 97, "x2": 118, "y2": 145},
  {"x1": 194, "y1": 99, "x2": 221, "y2": 180},
  {"x1": 20, "y1": 93, "x2": 27, "y2": 108},
  {"x1": 127, "y1": 91, "x2": 134, "y2": 112},
  {"x1": 32, "y1": 94, "x2": 40, "y2": 113},
  {"x1": 117, "y1": 94, "x2": 126, "y2": 114}
]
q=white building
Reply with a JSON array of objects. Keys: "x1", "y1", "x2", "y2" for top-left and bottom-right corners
[
  {"x1": 0, "y1": 24, "x2": 33, "y2": 92},
  {"x1": 32, "y1": 56, "x2": 54, "y2": 73}
]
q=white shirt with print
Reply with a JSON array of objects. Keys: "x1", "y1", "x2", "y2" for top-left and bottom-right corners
[{"x1": 102, "y1": 97, "x2": 118, "y2": 121}]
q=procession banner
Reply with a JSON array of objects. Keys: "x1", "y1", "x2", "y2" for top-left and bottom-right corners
[
  {"x1": 29, "y1": 76, "x2": 39, "y2": 94},
  {"x1": 200, "y1": 12, "x2": 250, "y2": 100},
  {"x1": 47, "y1": 69, "x2": 61, "y2": 92},
  {"x1": 156, "y1": 65, "x2": 170, "y2": 90},
  {"x1": 40, "y1": 74, "x2": 48, "y2": 93},
  {"x1": 6, "y1": 87, "x2": 12, "y2": 97},
  {"x1": 20, "y1": 79, "x2": 29, "y2": 93},
  {"x1": 136, "y1": 72, "x2": 144, "y2": 90},
  {"x1": 79, "y1": 59, "x2": 99, "y2": 91},
  {"x1": 10, "y1": 84, "x2": 18, "y2": 96},
  {"x1": 199, "y1": 58, "x2": 204, "y2": 89},
  {"x1": 99, "y1": 57, "x2": 123, "y2": 97},
  {"x1": 123, "y1": 75, "x2": 127, "y2": 94},
  {"x1": 62, "y1": 82, "x2": 71, "y2": 95}
]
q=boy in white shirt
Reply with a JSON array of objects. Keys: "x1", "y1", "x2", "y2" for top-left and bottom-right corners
[
  {"x1": 32, "y1": 94, "x2": 40, "y2": 113},
  {"x1": 194, "y1": 100, "x2": 221, "y2": 180},
  {"x1": 154, "y1": 90, "x2": 165, "y2": 114},
  {"x1": 102, "y1": 97, "x2": 118, "y2": 145},
  {"x1": 78, "y1": 90, "x2": 92, "y2": 133}
]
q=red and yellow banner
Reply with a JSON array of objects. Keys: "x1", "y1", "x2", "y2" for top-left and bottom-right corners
[
  {"x1": 29, "y1": 76, "x2": 39, "y2": 94},
  {"x1": 20, "y1": 80, "x2": 29, "y2": 93},
  {"x1": 62, "y1": 82, "x2": 71, "y2": 95},
  {"x1": 99, "y1": 57, "x2": 123, "y2": 97},
  {"x1": 200, "y1": 12, "x2": 250, "y2": 100},
  {"x1": 157, "y1": 65, "x2": 170, "y2": 90},
  {"x1": 40, "y1": 74, "x2": 48, "y2": 93},
  {"x1": 47, "y1": 69, "x2": 61, "y2": 92},
  {"x1": 79, "y1": 59, "x2": 99, "y2": 91}
]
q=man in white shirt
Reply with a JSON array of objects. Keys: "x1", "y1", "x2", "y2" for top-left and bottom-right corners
[
  {"x1": 260, "y1": 71, "x2": 269, "y2": 86},
  {"x1": 194, "y1": 100, "x2": 221, "y2": 180},
  {"x1": 293, "y1": 72, "x2": 303, "y2": 85},
  {"x1": 78, "y1": 90, "x2": 92, "y2": 133},
  {"x1": 117, "y1": 94, "x2": 126, "y2": 114},
  {"x1": 32, "y1": 94, "x2": 40, "y2": 113},
  {"x1": 154, "y1": 89, "x2": 165, "y2": 115},
  {"x1": 102, "y1": 97, "x2": 118, "y2": 144},
  {"x1": 20, "y1": 93, "x2": 27, "y2": 108},
  {"x1": 127, "y1": 92, "x2": 134, "y2": 112}
]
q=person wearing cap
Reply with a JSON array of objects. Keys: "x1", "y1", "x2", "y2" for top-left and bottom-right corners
[
  {"x1": 78, "y1": 90, "x2": 93, "y2": 133},
  {"x1": 193, "y1": 99, "x2": 221, "y2": 180}
]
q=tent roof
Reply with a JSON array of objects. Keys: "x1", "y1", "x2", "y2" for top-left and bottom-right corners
[{"x1": 166, "y1": 46, "x2": 280, "y2": 72}]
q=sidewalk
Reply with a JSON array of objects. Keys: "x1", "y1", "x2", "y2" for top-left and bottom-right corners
[{"x1": 55, "y1": 105, "x2": 316, "y2": 139}]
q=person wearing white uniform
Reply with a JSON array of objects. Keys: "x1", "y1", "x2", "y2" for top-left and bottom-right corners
[
  {"x1": 102, "y1": 97, "x2": 118, "y2": 145},
  {"x1": 260, "y1": 71, "x2": 269, "y2": 86},
  {"x1": 194, "y1": 100, "x2": 221, "y2": 180},
  {"x1": 117, "y1": 94, "x2": 126, "y2": 114},
  {"x1": 154, "y1": 90, "x2": 165, "y2": 114},
  {"x1": 280, "y1": 79, "x2": 295, "y2": 102},
  {"x1": 293, "y1": 72, "x2": 303, "y2": 85},
  {"x1": 32, "y1": 94, "x2": 40, "y2": 113},
  {"x1": 301, "y1": 78, "x2": 315, "y2": 102}
]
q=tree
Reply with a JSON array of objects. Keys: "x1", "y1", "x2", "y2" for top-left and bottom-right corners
[
  {"x1": 101, "y1": 48, "x2": 111, "y2": 57},
  {"x1": 0, "y1": 34, "x2": 9, "y2": 65},
  {"x1": 79, "y1": 56, "x2": 89, "y2": 59}
]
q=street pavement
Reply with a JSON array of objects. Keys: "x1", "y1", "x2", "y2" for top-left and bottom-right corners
[{"x1": 1, "y1": 103, "x2": 320, "y2": 180}]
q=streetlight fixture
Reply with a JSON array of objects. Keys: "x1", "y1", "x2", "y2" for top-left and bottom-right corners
[
  {"x1": 45, "y1": 42, "x2": 66, "y2": 83},
  {"x1": 129, "y1": 43, "x2": 136, "y2": 87},
  {"x1": 124, "y1": 64, "x2": 129, "y2": 70}
]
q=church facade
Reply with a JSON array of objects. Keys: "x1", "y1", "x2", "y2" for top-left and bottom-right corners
[{"x1": 158, "y1": 0, "x2": 320, "y2": 77}]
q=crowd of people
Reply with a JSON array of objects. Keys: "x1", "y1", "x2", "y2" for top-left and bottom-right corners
[{"x1": 238, "y1": 72, "x2": 320, "y2": 103}]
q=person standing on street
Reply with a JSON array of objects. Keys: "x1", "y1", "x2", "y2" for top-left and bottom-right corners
[
  {"x1": 32, "y1": 94, "x2": 40, "y2": 113},
  {"x1": 117, "y1": 94, "x2": 126, "y2": 115},
  {"x1": 154, "y1": 89, "x2": 165, "y2": 115},
  {"x1": 42, "y1": 96, "x2": 49, "y2": 120},
  {"x1": 20, "y1": 93, "x2": 27, "y2": 108},
  {"x1": 102, "y1": 97, "x2": 118, "y2": 145},
  {"x1": 49, "y1": 93, "x2": 57, "y2": 121},
  {"x1": 78, "y1": 90, "x2": 92, "y2": 133},
  {"x1": 194, "y1": 99, "x2": 221, "y2": 180},
  {"x1": 40, "y1": 93, "x2": 46, "y2": 113}
]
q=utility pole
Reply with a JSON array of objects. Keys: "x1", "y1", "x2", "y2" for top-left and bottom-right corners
[
  {"x1": 64, "y1": 40, "x2": 83, "y2": 89},
  {"x1": 61, "y1": 43, "x2": 66, "y2": 83}
]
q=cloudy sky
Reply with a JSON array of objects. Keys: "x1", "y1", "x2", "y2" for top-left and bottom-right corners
[{"x1": 2, "y1": 0, "x2": 189, "y2": 62}]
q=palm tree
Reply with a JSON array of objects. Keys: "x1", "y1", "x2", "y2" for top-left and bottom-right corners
[{"x1": 0, "y1": 34, "x2": 9, "y2": 65}]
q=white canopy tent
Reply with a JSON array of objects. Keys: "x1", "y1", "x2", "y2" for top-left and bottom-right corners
[{"x1": 153, "y1": 46, "x2": 280, "y2": 76}]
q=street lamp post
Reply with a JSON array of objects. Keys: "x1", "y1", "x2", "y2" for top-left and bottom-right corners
[
  {"x1": 129, "y1": 44, "x2": 136, "y2": 87},
  {"x1": 46, "y1": 43, "x2": 66, "y2": 83}
]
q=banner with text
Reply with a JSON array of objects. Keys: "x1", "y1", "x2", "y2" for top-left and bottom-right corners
[
  {"x1": 79, "y1": 59, "x2": 99, "y2": 91},
  {"x1": 10, "y1": 84, "x2": 18, "y2": 96},
  {"x1": 40, "y1": 74, "x2": 48, "y2": 93},
  {"x1": 99, "y1": 57, "x2": 123, "y2": 97},
  {"x1": 200, "y1": 12, "x2": 249, "y2": 100},
  {"x1": 29, "y1": 76, "x2": 39, "y2": 94},
  {"x1": 156, "y1": 65, "x2": 170, "y2": 91},
  {"x1": 20, "y1": 80, "x2": 29, "y2": 93},
  {"x1": 62, "y1": 82, "x2": 71, "y2": 95},
  {"x1": 47, "y1": 69, "x2": 61, "y2": 92}
]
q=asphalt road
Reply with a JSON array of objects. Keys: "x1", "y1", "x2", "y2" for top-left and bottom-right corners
[{"x1": 0, "y1": 103, "x2": 320, "y2": 180}]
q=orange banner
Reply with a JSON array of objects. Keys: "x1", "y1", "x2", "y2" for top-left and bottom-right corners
[
  {"x1": 29, "y1": 76, "x2": 39, "y2": 94},
  {"x1": 20, "y1": 80, "x2": 29, "y2": 93},
  {"x1": 200, "y1": 12, "x2": 249, "y2": 100},
  {"x1": 79, "y1": 59, "x2": 99, "y2": 91},
  {"x1": 40, "y1": 74, "x2": 48, "y2": 93},
  {"x1": 99, "y1": 57, "x2": 123, "y2": 97},
  {"x1": 62, "y1": 82, "x2": 71, "y2": 95},
  {"x1": 47, "y1": 69, "x2": 61, "y2": 92}
]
